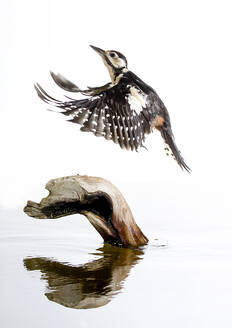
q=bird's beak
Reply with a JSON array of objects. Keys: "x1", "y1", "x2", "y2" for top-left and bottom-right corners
[{"x1": 90, "y1": 45, "x2": 106, "y2": 57}]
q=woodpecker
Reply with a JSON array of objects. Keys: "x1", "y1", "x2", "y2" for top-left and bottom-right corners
[{"x1": 35, "y1": 45, "x2": 190, "y2": 172}]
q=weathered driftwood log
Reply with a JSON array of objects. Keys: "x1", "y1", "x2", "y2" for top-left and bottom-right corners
[{"x1": 24, "y1": 175, "x2": 148, "y2": 247}]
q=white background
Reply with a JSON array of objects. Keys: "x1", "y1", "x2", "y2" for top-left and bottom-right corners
[
  {"x1": 0, "y1": 0, "x2": 231, "y2": 218},
  {"x1": 1, "y1": 2, "x2": 232, "y2": 327}
]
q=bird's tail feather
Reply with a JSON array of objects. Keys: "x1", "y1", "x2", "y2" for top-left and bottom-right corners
[{"x1": 160, "y1": 127, "x2": 191, "y2": 172}]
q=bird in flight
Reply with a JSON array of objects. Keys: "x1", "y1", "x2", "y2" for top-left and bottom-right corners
[{"x1": 35, "y1": 45, "x2": 190, "y2": 172}]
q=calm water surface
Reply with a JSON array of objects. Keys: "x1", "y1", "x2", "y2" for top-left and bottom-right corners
[{"x1": 1, "y1": 209, "x2": 232, "y2": 327}]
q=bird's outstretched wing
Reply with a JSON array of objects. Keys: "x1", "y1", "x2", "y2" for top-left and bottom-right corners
[
  {"x1": 35, "y1": 71, "x2": 190, "y2": 171},
  {"x1": 50, "y1": 72, "x2": 112, "y2": 96},
  {"x1": 35, "y1": 73, "x2": 147, "y2": 151}
]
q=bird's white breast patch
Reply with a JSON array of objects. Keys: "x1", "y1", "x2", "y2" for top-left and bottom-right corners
[{"x1": 127, "y1": 87, "x2": 147, "y2": 115}]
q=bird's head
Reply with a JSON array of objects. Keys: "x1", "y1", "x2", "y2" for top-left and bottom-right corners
[{"x1": 90, "y1": 45, "x2": 128, "y2": 84}]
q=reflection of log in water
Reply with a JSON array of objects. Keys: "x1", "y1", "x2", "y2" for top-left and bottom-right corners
[
  {"x1": 24, "y1": 245, "x2": 144, "y2": 309},
  {"x1": 24, "y1": 175, "x2": 148, "y2": 247}
]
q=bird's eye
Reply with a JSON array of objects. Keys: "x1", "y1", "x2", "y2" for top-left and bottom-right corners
[{"x1": 110, "y1": 52, "x2": 116, "y2": 58}]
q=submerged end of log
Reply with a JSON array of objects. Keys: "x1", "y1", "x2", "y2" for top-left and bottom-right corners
[{"x1": 24, "y1": 175, "x2": 148, "y2": 247}]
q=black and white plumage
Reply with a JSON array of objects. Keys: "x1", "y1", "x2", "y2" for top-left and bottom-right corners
[{"x1": 35, "y1": 45, "x2": 190, "y2": 172}]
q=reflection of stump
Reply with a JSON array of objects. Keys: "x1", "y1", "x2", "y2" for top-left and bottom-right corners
[
  {"x1": 24, "y1": 245, "x2": 143, "y2": 309},
  {"x1": 24, "y1": 175, "x2": 148, "y2": 247}
]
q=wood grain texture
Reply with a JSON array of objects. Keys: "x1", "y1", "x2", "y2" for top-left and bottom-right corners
[{"x1": 24, "y1": 175, "x2": 148, "y2": 247}]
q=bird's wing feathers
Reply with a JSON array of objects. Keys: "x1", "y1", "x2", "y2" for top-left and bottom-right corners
[
  {"x1": 50, "y1": 72, "x2": 81, "y2": 93},
  {"x1": 35, "y1": 71, "x2": 190, "y2": 171},
  {"x1": 34, "y1": 78, "x2": 146, "y2": 151},
  {"x1": 50, "y1": 71, "x2": 111, "y2": 96}
]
